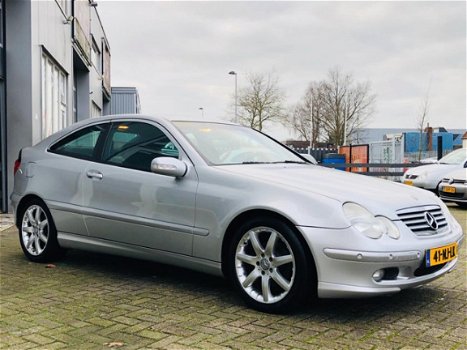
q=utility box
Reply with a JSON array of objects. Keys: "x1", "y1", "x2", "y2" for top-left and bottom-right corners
[
  {"x1": 110, "y1": 87, "x2": 141, "y2": 114},
  {"x1": 322, "y1": 153, "x2": 346, "y2": 171}
]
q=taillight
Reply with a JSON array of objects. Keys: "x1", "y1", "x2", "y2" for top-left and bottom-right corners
[{"x1": 13, "y1": 150, "x2": 22, "y2": 175}]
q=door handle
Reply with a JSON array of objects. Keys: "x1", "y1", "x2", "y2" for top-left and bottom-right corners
[{"x1": 86, "y1": 170, "x2": 103, "y2": 180}]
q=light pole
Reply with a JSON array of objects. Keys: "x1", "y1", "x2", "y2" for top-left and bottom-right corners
[
  {"x1": 198, "y1": 107, "x2": 204, "y2": 119},
  {"x1": 343, "y1": 117, "x2": 347, "y2": 146},
  {"x1": 309, "y1": 93, "x2": 313, "y2": 149},
  {"x1": 228, "y1": 71, "x2": 237, "y2": 123}
]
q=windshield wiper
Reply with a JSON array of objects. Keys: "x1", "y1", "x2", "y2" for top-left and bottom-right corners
[
  {"x1": 272, "y1": 160, "x2": 307, "y2": 164},
  {"x1": 241, "y1": 160, "x2": 307, "y2": 165},
  {"x1": 241, "y1": 161, "x2": 270, "y2": 164}
]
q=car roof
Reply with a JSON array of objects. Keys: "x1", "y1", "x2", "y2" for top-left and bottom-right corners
[{"x1": 31, "y1": 114, "x2": 239, "y2": 150}]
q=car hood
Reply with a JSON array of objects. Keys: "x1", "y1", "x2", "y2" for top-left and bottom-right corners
[
  {"x1": 443, "y1": 168, "x2": 467, "y2": 181},
  {"x1": 405, "y1": 163, "x2": 459, "y2": 176},
  {"x1": 220, "y1": 164, "x2": 439, "y2": 219}
]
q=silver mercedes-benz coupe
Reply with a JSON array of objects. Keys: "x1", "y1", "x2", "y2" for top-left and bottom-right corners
[{"x1": 11, "y1": 115, "x2": 464, "y2": 312}]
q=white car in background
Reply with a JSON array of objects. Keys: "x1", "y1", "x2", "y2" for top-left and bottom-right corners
[{"x1": 402, "y1": 148, "x2": 467, "y2": 194}]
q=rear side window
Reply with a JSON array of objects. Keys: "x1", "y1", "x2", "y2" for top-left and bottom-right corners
[
  {"x1": 50, "y1": 124, "x2": 108, "y2": 161},
  {"x1": 103, "y1": 122, "x2": 179, "y2": 172}
]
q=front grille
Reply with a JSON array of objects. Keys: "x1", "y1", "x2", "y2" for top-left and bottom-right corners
[
  {"x1": 396, "y1": 205, "x2": 449, "y2": 236},
  {"x1": 440, "y1": 192, "x2": 464, "y2": 199},
  {"x1": 441, "y1": 178, "x2": 465, "y2": 184}
]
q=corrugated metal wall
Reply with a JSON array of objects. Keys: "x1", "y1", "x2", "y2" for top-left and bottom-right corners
[
  {"x1": 110, "y1": 87, "x2": 140, "y2": 114},
  {"x1": 405, "y1": 132, "x2": 454, "y2": 152}
]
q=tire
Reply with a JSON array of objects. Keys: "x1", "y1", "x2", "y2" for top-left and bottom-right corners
[
  {"x1": 18, "y1": 199, "x2": 64, "y2": 263},
  {"x1": 455, "y1": 202, "x2": 467, "y2": 208},
  {"x1": 227, "y1": 216, "x2": 314, "y2": 313}
]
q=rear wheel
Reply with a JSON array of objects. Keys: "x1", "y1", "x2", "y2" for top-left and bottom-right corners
[
  {"x1": 228, "y1": 217, "x2": 313, "y2": 313},
  {"x1": 18, "y1": 199, "x2": 64, "y2": 262}
]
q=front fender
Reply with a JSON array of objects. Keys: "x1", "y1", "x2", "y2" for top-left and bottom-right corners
[{"x1": 191, "y1": 166, "x2": 346, "y2": 262}]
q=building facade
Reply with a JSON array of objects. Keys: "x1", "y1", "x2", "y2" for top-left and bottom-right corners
[
  {"x1": 111, "y1": 87, "x2": 141, "y2": 114},
  {"x1": 351, "y1": 127, "x2": 466, "y2": 148},
  {"x1": 0, "y1": 0, "x2": 111, "y2": 212}
]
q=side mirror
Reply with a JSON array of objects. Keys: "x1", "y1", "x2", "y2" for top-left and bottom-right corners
[{"x1": 151, "y1": 157, "x2": 187, "y2": 178}]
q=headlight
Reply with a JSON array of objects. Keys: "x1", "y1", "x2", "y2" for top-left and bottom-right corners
[
  {"x1": 343, "y1": 202, "x2": 400, "y2": 239},
  {"x1": 375, "y1": 216, "x2": 400, "y2": 239}
]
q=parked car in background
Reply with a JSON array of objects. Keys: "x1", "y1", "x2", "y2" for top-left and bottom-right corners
[
  {"x1": 438, "y1": 169, "x2": 467, "y2": 208},
  {"x1": 419, "y1": 156, "x2": 438, "y2": 164},
  {"x1": 11, "y1": 115, "x2": 464, "y2": 313},
  {"x1": 402, "y1": 148, "x2": 467, "y2": 194}
]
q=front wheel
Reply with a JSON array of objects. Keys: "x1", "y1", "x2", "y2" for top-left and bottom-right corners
[
  {"x1": 18, "y1": 199, "x2": 64, "y2": 262},
  {"x1": 227, "y1": 217, "x2": 314, "y2": 313}
]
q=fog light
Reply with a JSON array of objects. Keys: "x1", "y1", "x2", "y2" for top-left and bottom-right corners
[{"x1": 372, "y1": 269, "x2": 384, "y2": 282}]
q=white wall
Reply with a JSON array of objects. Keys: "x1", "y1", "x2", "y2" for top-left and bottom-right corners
[{"x1": 31, "y1": 0, "x2": 73, "y2": 144}]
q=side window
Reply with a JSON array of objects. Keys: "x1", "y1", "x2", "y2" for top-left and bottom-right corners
[
  {"x1": 103, "y1": 122, "x2": 179, "y2": 172},
  {"x1": 49, "y1": 124, "x2": 108, "y2": 160}
]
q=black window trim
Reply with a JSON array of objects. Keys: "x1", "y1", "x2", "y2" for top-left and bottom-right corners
[
  {"x1": 47, "y1": 121, "x2": 110, "y2": 163},
  {"x1": 47, "y1": 118, "x2": 194, "y2": 172}
]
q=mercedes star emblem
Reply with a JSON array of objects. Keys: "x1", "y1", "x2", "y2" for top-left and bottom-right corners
[{"x1": 424, "y1": 212, "x2": 439, "y2": 230}]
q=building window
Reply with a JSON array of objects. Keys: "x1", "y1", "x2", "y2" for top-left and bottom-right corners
[
  {"x1": 91, "y1": 102, "x2": 101, "y2": 118},
  {"x1": 41, "y1": 52, "x2": 68, "y2": 139},
  {"x1": 91, "y1": 38, "x2": 101, "y2": 73}
]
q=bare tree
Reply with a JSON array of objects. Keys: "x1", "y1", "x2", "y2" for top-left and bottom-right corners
[
  {"x1": 416, "y1": 84, "x2": 431, "y2": 161},
  {"x1": 236, "y1": 72, "x2": 285, "y2": 131},
  {"x1": 285, "y1": 68, "x2": 375, "y2": 147},
  {"x1": 283, "y1": 82, "x2": 325, "y2": 147},
  {"x1": 320, "y1": 68, "x2": 376, "y2": 146}
]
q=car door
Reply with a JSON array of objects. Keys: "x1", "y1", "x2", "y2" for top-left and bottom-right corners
[
  {"x1": 45, "y1": 122, "x2": 110, "y2": 236},
  {"x1": 81, "y1": 120, "x2": 198, "y2": 255}
]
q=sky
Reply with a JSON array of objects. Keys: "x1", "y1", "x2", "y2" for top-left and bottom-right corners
[{"x1": 97, "y1": 1, "x2": 466, "y2": 140}]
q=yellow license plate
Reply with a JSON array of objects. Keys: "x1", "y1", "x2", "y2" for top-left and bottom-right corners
[
  {"x1": 426, "y1": 243, "x2": 458, "y2": 267},
  {"x1": 442, "y1": 186, "x2": 456, "y2": 193},
  {"x1": 404, "y1": 180, "x2": 413, "y2": 185}
]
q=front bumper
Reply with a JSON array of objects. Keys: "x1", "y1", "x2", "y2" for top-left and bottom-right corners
[
  {"x1": 438, "y1": 183, "x2": 467, "y2": 204},
  {"x1": 297, "y1": 219, "x2": 464, "y2": 298},
  {"x1": 402, "y1": 177, "x2": 433, "y2": 191}
]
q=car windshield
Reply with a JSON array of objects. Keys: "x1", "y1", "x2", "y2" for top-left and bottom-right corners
[
  {"x1": 439, "y1": 148, "x2": 467, "y2": 164},
  {"x1": 173, "y1": 121, "x2": 305, "y2": 165}
]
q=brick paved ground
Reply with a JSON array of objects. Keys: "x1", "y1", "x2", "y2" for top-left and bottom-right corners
[{"x1": 0, "y1": 206, "x2": 465, "y2": 350}]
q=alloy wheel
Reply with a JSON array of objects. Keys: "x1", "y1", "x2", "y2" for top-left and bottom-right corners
[
  {"x1": 235, "y1": 226, "x2": 296, "y2": 304},
  {"x1": 21, "y1": 205, "x2": 49, "y2": 256}
]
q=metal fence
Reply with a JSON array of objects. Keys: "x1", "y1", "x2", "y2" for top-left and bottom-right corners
[
  {"x1": 367, "y1": 137, "x2": 405, "y2": 180},
  {"x1": 321, "y1": 162, "x2": 422, "y2": 180},
  {"x1": 288, "y1": 139, "x2": 441, "y2": 181}
]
